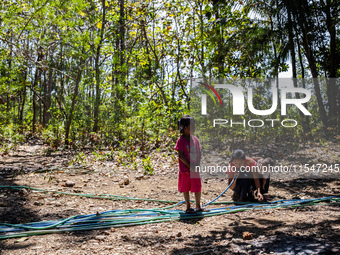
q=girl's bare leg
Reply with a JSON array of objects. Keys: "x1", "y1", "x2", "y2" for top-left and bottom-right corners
[
  {"x1": 183, "y1": 192, "x2": 190, "y2": 209},
  {"x1": 195, "y1": 192, "x2": 201, "y2": 210}
]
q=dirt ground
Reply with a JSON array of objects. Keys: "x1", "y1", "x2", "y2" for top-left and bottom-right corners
[{"x1": 0, "y1": 140, "x2": 339, "y2": 255}]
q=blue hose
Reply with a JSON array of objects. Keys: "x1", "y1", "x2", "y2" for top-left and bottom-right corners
[
  {"x1": 203, "y1": 174, "x2": 238, "y2": 207},
  {"x1": 0, "y1": 182, "x2": 339, "y2": 240}
]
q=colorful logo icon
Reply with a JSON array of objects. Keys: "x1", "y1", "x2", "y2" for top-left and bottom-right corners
[{"x1": 197, "y1": 82, "x2": 222, "y2": 107}]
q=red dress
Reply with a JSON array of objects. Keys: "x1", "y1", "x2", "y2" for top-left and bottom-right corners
[{"x1": 175, "y1": 135, "x2": 202, "y2": 193}]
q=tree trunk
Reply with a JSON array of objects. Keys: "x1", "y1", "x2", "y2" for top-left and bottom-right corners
[
  {"x1": 19, "y1": 83, "x2": 26, "y2": 125},
  {"x1": 297, "y1": 6, "x2": 328, "y2": 132},
  {"x1": 44, "y1": 68, "x2": 53, "y2": 126},
  {"x1": 32, "y1": 79, "x2": 37, "y2": 134},
  {"x1": 40, "y1": 71, "x2": 45, "y2": 126},
  {"x1": 199, "y1": 1, "x2": 206, "y2": 78},
  {"x1": 6, "y1": 95, "x2": 10, "y2": 115},
  {"x1": 324, "y1": 0, "x2": 337, "y2": 129},
  {"x1": 288, "y1": 10, "x2": 311, "y2": 136},
  {"x1": 296, "y1": 34, "x2": 311, "y2": 136},
  {"x1": 65, "y1": 57, "x2": 84, "y2": 146},
  {"x1": 120, "y1": 0, "x2": 125, "y2": 72},
  {"x1": 93, "y1": 0, "x2": 106, "y2": 133},
  {"x1": 19, "y1": 66, "x2": 28, "y2": 126},
  {"x1": 32, "y1": 50, "x2": 44, "y2": 134}
]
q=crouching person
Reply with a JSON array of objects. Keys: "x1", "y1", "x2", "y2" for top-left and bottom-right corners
[{"x1": 227, "y1": 149, "x2": 264, "y2": 202}]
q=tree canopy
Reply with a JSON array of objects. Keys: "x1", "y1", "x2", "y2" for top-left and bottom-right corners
[{"x1": 0, "y1": 0, "x2": 339, "y2": 151}]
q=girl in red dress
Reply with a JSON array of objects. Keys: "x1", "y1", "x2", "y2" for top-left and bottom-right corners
[{"x1": 175, "y1": 115, "x2": 209, "y2": 213}]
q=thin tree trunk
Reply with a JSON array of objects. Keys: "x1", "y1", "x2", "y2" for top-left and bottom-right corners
[
  {"x1": 324, "y1": 0, "x2": 337, "y2": 129},
  {"x1": 32, "y1": 79, "x2": 37, "y2": 134},
  {"x1": 32, "y1": 71, "x2": 40, "y2": 134},
  {"x1": 44, "y1": 68, "x2": 53, "y2": 125},
  {"x1": 42, "y1": 70, "x2": 47, "y2": 127},
  {"x1": 6, "y1": 96, "x2": 10, "y2": 115},
  {"x1": 199, "y1": 1, "x2": 206, "y2": 78},
  {"x1": 296, "y1": 35, "x2": 311, "y2": 136},
  {"x1": 7, "y1": 35, "x2": 12, "y2": 116},
  {"x1": 65, "y1": 57, "x2": 84, "y2": 146},
  {"x1": 119, "y1": 0, "x2": 125, "y2": 84},
  {"x1": 40, "y1": 71, "x2": 45, "y2": 126},
  {"x1": 19, "y1": 67, "x2": 28, "y2": 126},
  {"x1": 297, "y1": 6, "x2": 328, "y2": 131},
  {"x1": 93, "y1": 0, "x2": 106, "y2": 133},
  {"x1": 32, "y1": 49, "x2": 44, "y2": 134},
  {"x1": 289, "y1": 11, "x2": 311, "y2": 136}
]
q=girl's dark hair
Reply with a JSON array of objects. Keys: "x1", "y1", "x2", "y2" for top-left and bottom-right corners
[
  {"x1": 178, "y1": 115, "x2": 195, "y2": 134},
  {"x1": 229, "y1": 149, "x2": 246, "y2": 163}
]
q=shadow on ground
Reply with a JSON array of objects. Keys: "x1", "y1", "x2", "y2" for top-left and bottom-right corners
[
  {"x1": 270, "y1": 178, "x2": 340, "y2": 199},
  {"x1": 0, "y1": 174, "x2": 40, "y2": 253},
  {"x1": 168, "y1": 213, "x2": 340, "y2": 254}
]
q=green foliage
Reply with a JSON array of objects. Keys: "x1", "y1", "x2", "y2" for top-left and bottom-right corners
[
  {"x1": 41, "y1": 125, "x2": 63, "y2": 148},
  {"x1": 142, "y1": 156, "x2": 154, "y2": 175},
  {"x1": 69, "y1": 152, "x2": 87, "y2": 166},
  {"x1": 92, "y1": 150, "x2": 107, "y2": 161},
  {"x1": 0, "y1": 0, "x2": 338, "y2": 154},
  {"x1": 0, "y1": 123, "x2": 25, "y2": 153},
  {"x1": 115, "y1": 149, "x2": 138, "y2": 167}
]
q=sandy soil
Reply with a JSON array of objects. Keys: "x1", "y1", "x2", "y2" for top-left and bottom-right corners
[{"x1": 0, "y1": 140, "x2": 339, "y2": 254}]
